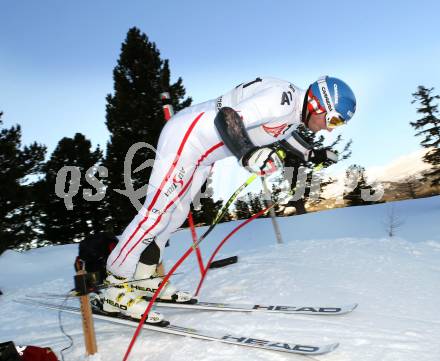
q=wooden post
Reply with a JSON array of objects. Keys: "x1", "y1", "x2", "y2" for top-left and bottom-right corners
[{"x1": 76, "y1": 269, "x2": 98, "y2": 356}]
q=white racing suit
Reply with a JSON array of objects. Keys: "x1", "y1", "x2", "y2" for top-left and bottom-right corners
[{"x1": 107, "y1": 77, "x2": 309, "y2": 278}]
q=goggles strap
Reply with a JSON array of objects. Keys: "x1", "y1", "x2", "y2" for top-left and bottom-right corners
[{"x1": 307, "y1": 88, "x2": 325, "y2": 114}]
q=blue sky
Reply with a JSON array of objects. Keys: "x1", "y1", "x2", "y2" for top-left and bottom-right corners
[{"x1": 1, "y1": 0, "x2": 440, "y2": 176}]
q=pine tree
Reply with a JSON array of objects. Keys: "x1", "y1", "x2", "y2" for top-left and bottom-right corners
[
  {"x1": 343, "y1": 164, "x2": 380, "y2": 206},
  {"x1": 411, "y1": 86, "x2": 440, "y2": 186},
  {"x1": 0, "y1": 112, "x2": 46, "y2": 253},
  {"x1": 39, "y1": 133, "x2": 104, "y2": 244},
  {"x1": 395, "y1": 176, "x2": 421, "y2": 199},
  {"x1": 234, "y1": 197, "x2": 252, "y2": 220},
  {"x1": 104, "y1": 27, "x2": 191, "y2": 233},
  {"x1": 247, "y1": 191, "x2": 264, "y2": 215}
]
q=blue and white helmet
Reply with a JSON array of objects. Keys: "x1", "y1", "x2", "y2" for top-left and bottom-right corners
[{"x1": 308, "y1": 76, "x2": 356, "y2": 128}]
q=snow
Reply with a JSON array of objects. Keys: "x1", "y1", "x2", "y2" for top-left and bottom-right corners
[{"x1": 1, "y1": 196, "x2": 440, "y2": 361}]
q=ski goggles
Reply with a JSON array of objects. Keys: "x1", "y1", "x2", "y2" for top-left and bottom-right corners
[
  {"x1": 317, "y1": 77, "x2": 347, "y2": 129},
  {"x1": 326, "y1": 114, "x2": 346, "y2": 129}
]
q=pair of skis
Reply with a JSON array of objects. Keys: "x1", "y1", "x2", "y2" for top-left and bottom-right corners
[
  {"x1": 18, "y1": 295, "x2": 357, "y2": 356},
  {"x1": 26, "y1": 291, "x2": 358, "y2": 316}
]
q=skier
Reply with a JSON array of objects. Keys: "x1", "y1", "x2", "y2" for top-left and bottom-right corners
[{"x1": 102, "y1": 76, "x2": 357, "y2": 322}]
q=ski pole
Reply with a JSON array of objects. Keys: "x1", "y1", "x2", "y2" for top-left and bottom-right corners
[
  {"x1": 261, "y1": 176, "x2": 283, "y2": 244},
  {"x1": 194, "y1": 173, "x2": 257, "y2": 248},
  {"x1": 261, "y1": 148, "x2": 288, "y2": 245}
]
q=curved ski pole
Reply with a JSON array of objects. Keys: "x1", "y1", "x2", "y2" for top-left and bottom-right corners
[
  {"x1": 188, "y1": 211, "x2": 205, "y2": 275},
  {"x1": 195, "y1": 206, "x2": 269, "y2": 296},
  {"x1": 195, "y1": 163, "x2": 324, "y2": 296}
]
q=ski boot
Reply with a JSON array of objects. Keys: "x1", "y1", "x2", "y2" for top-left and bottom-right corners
[
  {"x1": 99, "y1": 273, "x2": 165, "y2": 323},
  {"x1": 132, "y1": 263, "x2": 195, "y2": 303}
]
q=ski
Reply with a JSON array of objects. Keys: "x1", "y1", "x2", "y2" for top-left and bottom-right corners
[
  {"x1": 146, "y1": 300, "x2": 358, "y2": 315},
  {"x1": 25, "y1": 293, "x2": 358, "y2": 316},
  {"x1": 15, "y1": 298, "x2": 339, "y2": 356}
]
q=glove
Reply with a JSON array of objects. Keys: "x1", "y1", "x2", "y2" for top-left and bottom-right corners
[
  {"x1": 240, "y1": 147, "x2": 284, "y2": 176},
  {"x1": 308, "y1": 148, "x2": 338, "y2": 164}
]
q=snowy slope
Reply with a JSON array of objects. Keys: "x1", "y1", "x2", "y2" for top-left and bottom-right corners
[
  {"x1": 323, "y1": 148, "x2": 432, "y2": 199},
  {"x1": 1, "y1": 196, "x2": 439, "y2": 361},
  {"x1": 366, "y1": 148, "x2": 431, "y2": 182}
]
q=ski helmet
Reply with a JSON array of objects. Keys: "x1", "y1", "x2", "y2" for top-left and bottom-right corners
[{"x1": 307, "y1": 76, "x2": 356, "y2": 128}]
